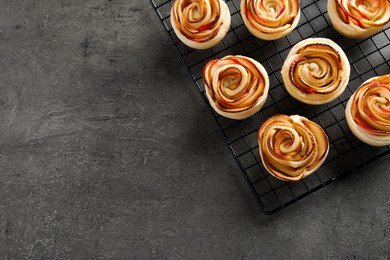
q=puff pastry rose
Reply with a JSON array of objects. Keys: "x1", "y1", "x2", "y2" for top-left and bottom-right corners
[
  {"x1": 328, "y1": 0, "x2": 390, "y2": 38},
  {"x1": 345, "y1": 74, "x2": 390, "y2": 146},
  {"x1": 258, "y1": 114, "x2": 329, "y2": 181},
  {"x1": 240, "y1": 0, "x2": 301, "y2": 40},
  {"x1": 281, "y1": 38, "x2": 350, "y2": 105},
  {"x1": 203, "y1": 55, "x2": 269, "y2": 120},
  {"x1": 170, "y1": 0, "x2": 231, "y2": 49}
]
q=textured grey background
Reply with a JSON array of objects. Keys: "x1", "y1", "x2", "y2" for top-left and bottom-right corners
[{"x1": 0, "y1": 0, "x2": 389, "y2": 259}]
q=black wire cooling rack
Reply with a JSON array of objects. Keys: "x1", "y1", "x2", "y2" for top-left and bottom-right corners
[{"x1": 151, "y1": 0, "x2": 390, "y2": 214}]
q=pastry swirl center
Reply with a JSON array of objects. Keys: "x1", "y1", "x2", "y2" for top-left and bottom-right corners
[
  {"x1": 335, "y1": 0, "x2": 390, "y2": 28},
  {"x1": 289, "y1": 44, "x2": 343, "y2": 95},
  {"x1": 172, "y1": 0, "x2": 224, "y2": 42},
  {"x1": 243, "y1": 0, "x2": 299, "y2": 31},
  {"x1": 258, "y1": 115, "x2": 329, "y2": 181},
  {"x1": 203, "y1": 56, "x2": 267, "y2": 113},
  {"x1": 351, "y1": 76, "x2": 390, "y2": 135}
]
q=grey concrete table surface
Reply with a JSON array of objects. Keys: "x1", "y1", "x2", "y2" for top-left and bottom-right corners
[{"x1": 0, "y1": 0, "x2": 389, "y2": 259}]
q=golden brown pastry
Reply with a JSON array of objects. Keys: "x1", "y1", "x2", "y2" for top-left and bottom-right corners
[
  {"x1": 258, "y1": 114, "x2": 329, "y2": 181},
  {"x1": 345, "y1": 74, "x2": 390, "y2": 146},
  {"x1": 203, "y1": 55, "x2": 269, "y2": 120},
  {"x1": 281, "y1": 38, "x2": 350, "y2": 105},
  {"x1": 240, "y1": 0, "x2": 300, "y2": 40},
  {"x1": 327, "y1": 0, "x2": 390, "y2": 38},
  {"x1": 170, "y1": 0, "x2": 231, "y2": 49}
]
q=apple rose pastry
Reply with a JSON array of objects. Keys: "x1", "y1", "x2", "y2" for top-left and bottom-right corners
[
  {"x1": 281, "y1": 38, "x2": 350, "y2": 105},
  {"x1": 258, "y1": 114, "x2": 329, "y2": 181},
  {"x1": 170, "y1": 0, "x2": 231, "y2": 49},
  {"x1": 328, "y1": 0, "x2": 390, "y2": 38},
  {"x1": 345, "y1": 75, "x2": 390, "y2": 146},
  {"x1": 240, "y1": 0, "x2": 301, "y2": 40},
  {"x1": 203, "y1": 55, "x2": 269, "y2": 120}
]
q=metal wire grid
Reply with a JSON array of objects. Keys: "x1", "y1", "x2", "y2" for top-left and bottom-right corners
[{"x1": 151, "y1": 0, "x2": 390, "y2": 214}]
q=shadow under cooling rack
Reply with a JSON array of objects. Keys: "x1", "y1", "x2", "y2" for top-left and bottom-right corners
[{"x1": 151, "y1": 0, "x2": 390, "y2": 214}]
